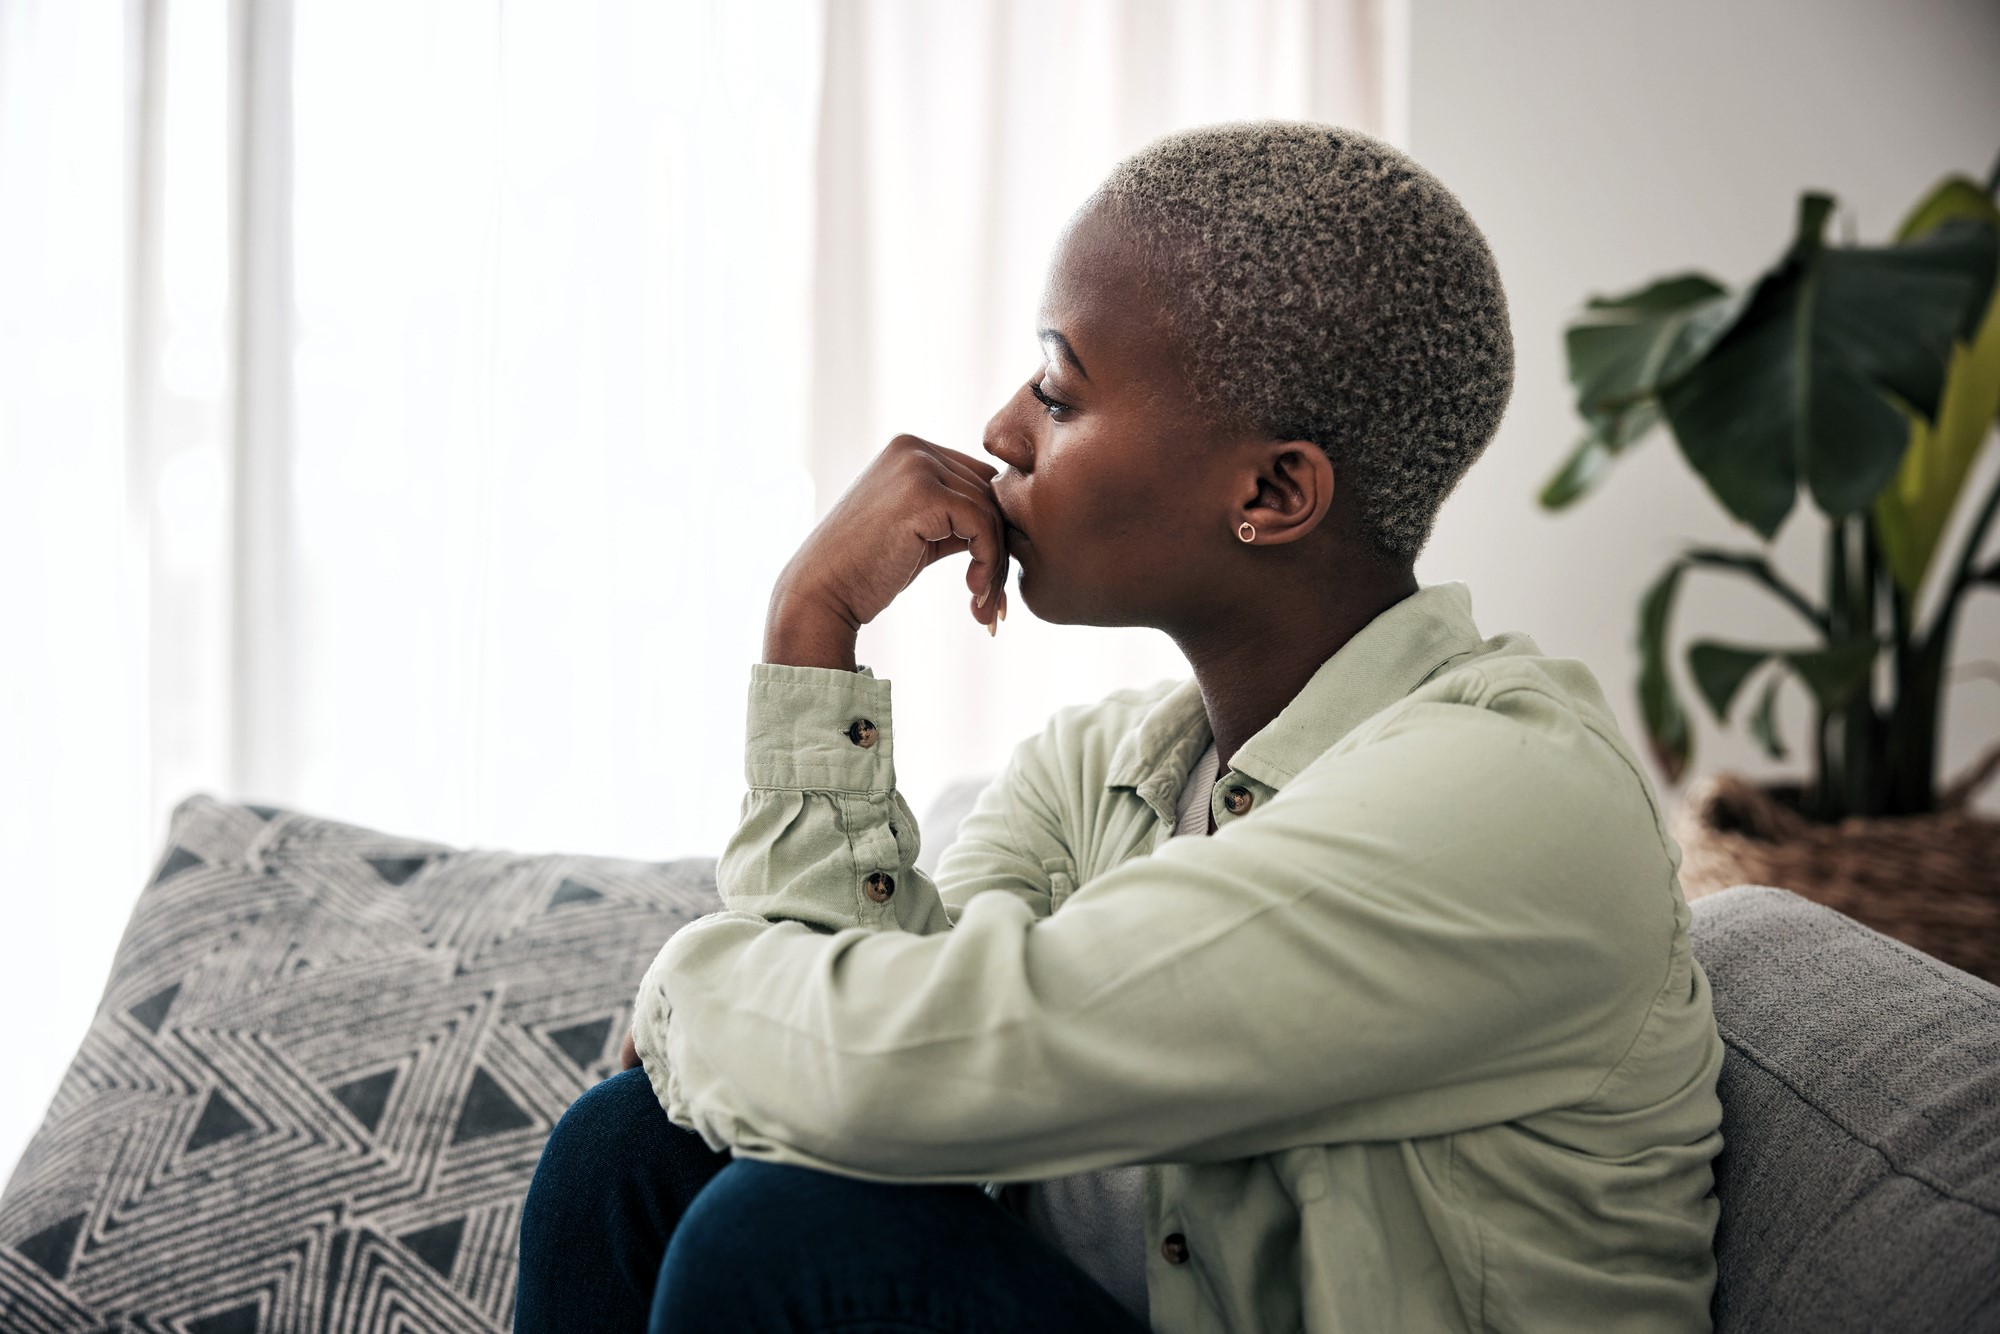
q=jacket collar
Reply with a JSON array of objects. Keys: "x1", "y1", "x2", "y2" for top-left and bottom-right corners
[{"x1": 1105, "y1": 582, "x2": 1488, "y2": 811}]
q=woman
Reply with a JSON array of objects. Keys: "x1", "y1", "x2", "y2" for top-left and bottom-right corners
[{"x1": 514, "y1": 121, "x2": 1726, "y2": 1333}]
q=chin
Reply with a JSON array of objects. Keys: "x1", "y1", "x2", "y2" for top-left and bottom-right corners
[
  {"x1": 1010, "y1": 569, "x2": 1135, "y2": 629},
  {"x1": 1010, "y1": 567, "x2": 1050, "y2": 620},
  {"x1": 1009, "y1": 566, "x2": 1069, "y2": 624}
]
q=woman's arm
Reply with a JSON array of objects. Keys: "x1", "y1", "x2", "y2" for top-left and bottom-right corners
[
  {"x1": 627, "y1": 431, "x2": 1053, "y2": 1072},
  {"x1": 626, "y1": 654, "x2": 1077, "y2": 1089},
  {"x1": 634, "y1": 684, "x2": 1698, "y2": 1181},
  {"x1": 617, "y1": 674, "x2": 1071, "y2": 1070},
  {"x1": 688, "y1": 431, "x2": 1025, "y2": 936}
]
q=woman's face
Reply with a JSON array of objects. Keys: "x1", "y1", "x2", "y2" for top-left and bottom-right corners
[{"x1": 984, "y1": 202, "x2": 1247, "y2": 629}]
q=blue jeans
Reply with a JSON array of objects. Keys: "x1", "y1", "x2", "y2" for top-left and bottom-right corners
[{"x1": 514, "y1": 1068, "x2": 1152, "y2": 1332}]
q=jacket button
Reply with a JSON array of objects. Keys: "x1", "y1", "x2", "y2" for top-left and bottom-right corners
[
  {"x1": 1161, "y1": 1232, "x2": 1189, "y2": 1265},
  {"x1": 846, "y1": 718, "x2": 878, "y2": 748},
  {"x1": 863, "y1": 872, "x2": 895, "y2": 903},
  {"x1": 1222, "y1": 786, "x2": 1253, "y2": 816}
]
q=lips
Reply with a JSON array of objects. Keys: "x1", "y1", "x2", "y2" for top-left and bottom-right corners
[
  {"x1": 994, "y1": 478, "x2": 1028, "y2": 549},
  {"x1": 1003, "y1": 521, "x2": 1029, "y2": 554},
  {"x1": 995, "y1": 496, "x2": 1027, "y2": 544}
]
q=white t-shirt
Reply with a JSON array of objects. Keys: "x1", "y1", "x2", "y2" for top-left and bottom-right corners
[{"x1": 1014, "y1": 737, "x2": 1220, "y2": 1324}]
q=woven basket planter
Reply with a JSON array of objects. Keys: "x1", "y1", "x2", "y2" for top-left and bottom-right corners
[{"x1": 1672, "y1": 772, "x2": 2000, "y2": 985}]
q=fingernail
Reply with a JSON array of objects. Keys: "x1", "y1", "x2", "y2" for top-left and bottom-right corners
[
  {"x1": 988, "y1": 617, "x2": 998, "y2": 638},
  {"x1": 998, "y1": 592, "x2": 1007, "y2": 622},
  {"x1": 975, "y1": 589, "x2": 990, "y2": 609}
]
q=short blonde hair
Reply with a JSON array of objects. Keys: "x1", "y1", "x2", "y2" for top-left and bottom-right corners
[{"x1": 1097, "y1": 120, "x2": 1514, "y2": 563}]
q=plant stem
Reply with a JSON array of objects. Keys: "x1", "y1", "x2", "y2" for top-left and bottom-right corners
[
  {"x1": 1852, "y1": 516, "x2": 1886, "y2": 816},
  {"x1": 1816, "y1": 516, "x2": 1848, "y2": 821},
  {"x1": 1828, "y1": 513, "x2": 1880, "y2": 818},
  {"x1": 1885, "y1": 577, "x2": 1933, "y2": 813}
]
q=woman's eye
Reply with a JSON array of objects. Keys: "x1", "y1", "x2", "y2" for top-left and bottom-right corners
[{"x1": 1028, "y1": 379, "x2": 1072, "y2": 420}]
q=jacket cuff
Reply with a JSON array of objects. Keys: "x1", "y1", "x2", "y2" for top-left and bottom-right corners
[{"x1": 745, "y1": 662, "x2": 895, "y2": 793}]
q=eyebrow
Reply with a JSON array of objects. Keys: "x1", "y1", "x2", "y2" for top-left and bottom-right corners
[{"x1": 1037, "y1": 329, "x2": 1090, "y2": 380}]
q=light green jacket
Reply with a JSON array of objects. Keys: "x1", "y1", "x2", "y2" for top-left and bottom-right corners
[{"x1": 631, "y1": 581, "x2": 1725, "y2": 1333}]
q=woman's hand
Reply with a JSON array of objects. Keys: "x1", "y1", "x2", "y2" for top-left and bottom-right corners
[{"x1": 764, "y1": 434, "x2": 1010, "y2": 670}]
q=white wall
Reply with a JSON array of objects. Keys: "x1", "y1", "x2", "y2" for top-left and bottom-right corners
[{"x1": 1409, "y1": 0, "x2": 2000, "y2": 814}]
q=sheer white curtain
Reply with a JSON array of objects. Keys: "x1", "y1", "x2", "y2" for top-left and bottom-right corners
[
  {"x1": 281, "y1": 2, "x2": 824, "y2": 857},
  {"x1": 0, "y1": 0, "x2": 1392, "y2": 1178},
  {"x1": 0, "y1": 0, "x2": 147, "y2": 1185}
]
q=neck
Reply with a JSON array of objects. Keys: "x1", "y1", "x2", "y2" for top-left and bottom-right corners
[{"x1": 1169, "y1": 564, "x2": 1418, "y2": 776}]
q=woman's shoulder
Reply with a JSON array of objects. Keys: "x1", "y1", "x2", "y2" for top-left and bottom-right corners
[{"x1": 1402, "y1": 636, "x2": 1652, "y2": 783}]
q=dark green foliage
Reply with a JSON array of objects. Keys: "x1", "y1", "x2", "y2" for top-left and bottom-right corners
[{"x1": 1542, "y1": 162, "x2": 2000, "y2": 820}]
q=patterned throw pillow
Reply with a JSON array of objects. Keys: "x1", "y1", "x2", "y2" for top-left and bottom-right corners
[{"x1": 0, "y1": 794, "x2": 718, "y2": 1333}]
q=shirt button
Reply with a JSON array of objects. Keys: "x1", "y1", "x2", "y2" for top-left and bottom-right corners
[
  {"x1": 1222, "y1": 786, "x2": 1254, "y2": 816},
  {"x1": 1161, "y1": 1233, "x2": 1190, "y2": 1265},
  {"x1": 845, "y1": 718, "x2": 878, "y2": 748},
  {"x1": 863, "y1": 871, "x2": 896, "y2": 903}
]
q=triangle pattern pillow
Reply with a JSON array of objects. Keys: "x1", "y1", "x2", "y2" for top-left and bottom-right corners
[{"x1": 0, "y1": 794, "x2": 718, "y2": 1333}]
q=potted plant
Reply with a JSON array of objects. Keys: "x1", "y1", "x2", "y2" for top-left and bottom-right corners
[{"x1": 1540, "y1": 155, "x2": 2000, "y2": 982}]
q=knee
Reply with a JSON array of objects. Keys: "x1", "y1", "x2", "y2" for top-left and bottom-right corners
[
  {"x1": 523, "y1": 1067, "x2": 686, "y2": 1232},
  {"x1": 553, "y1": 1068, "x2": 661, "y2": 1146},
  {"x1": 652, "y1": 1161, "x2": 824, "y2": 1327},
  {"x1": 534, "y1": 1068, "x2": 660, "y2": 1178},
  {"x1": 652, "y1": 1162, "x2": 985, "y2": 1327},
  {"x1": 663, "y1": 1160, "x2": 818, "y2": 1265}
]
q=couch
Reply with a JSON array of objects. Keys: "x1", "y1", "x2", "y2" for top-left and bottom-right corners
[{"x1": 1, "y1": 788, "x2": 1995, "y2": 1332}]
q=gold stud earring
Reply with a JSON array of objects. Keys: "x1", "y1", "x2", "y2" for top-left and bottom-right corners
[{"x1": 1236, "y1": 521, "x2": 1256, "y2": 543}]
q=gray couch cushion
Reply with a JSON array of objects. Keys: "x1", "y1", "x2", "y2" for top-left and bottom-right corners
[
  {"x1": 1689, "y1": 884, "x2": 2000, "y2": 1333},
  {"x1": 0, "y1": 795, "x2": 719, "y2": 1333}
]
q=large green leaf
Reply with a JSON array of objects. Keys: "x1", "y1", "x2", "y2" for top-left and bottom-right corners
[
  {"x1": 1566, "y1": 274, "x2": 1734, "y2": 418},
  {"x1": 1633, "y1": 548, "x2": 1845, "y2": 782},
  {"x1": 1539, "y1": 400, "x2": 1662, "y2": 509},
  {"x1": 1808, "y1": 216, "x2": 1997, "y2": 512},
  {"x1": 1658, "y1": 259, "x2": 1807, "y2": 537},
  {"x1": 1585, "y1": 274, "x2": 1732, "y2": 314},
  {"x1": 1872, "y1": 177, "x2": 2000, "y2": 596},
  {"x1": 1687, "y1": 641, "x2": 1773, "y2": 721},
  {"x1": 1539, "y1": 433, "x2": 1610, "y2": 511},
  {"x1": 1637, "y1": 561, "x2": 1692, "y2": 782},
  {"x1": 1688, "y1": 636, "x2": 1876, "y2": 722},
  {"x1": 1543, "y1": 274, "x2": 1738, "y2": 510},
  {"x1": 1659, "y1": 191, "x2": 1997, "y2": 538}
]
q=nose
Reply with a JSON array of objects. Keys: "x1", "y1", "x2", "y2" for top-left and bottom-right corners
[{"x1": 983, "y1": 399, "x2": 1035, "y2": 474}]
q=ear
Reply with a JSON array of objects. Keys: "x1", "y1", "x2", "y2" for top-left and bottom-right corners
[{"x1": 1234, "y1": 441, "x2": 1334, "y2": 545}]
